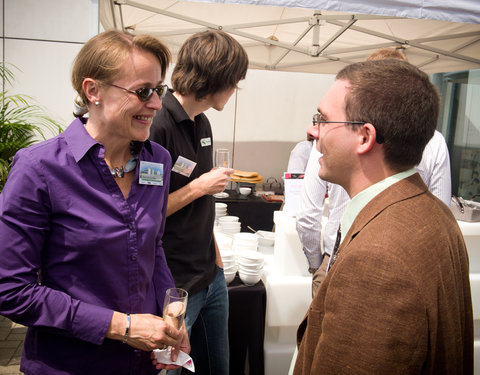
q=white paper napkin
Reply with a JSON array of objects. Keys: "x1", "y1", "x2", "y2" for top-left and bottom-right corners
[{"x1": 153, "y1": 348, "x2": 195, "y2": 372}]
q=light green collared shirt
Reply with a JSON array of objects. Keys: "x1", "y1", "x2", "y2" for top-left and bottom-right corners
[{"x1": 340, "y1": 169, "x2": 416, "y2": 243}]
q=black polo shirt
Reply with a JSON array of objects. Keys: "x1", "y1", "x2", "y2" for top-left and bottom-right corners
[{"x1": 149, "y1": 90, "x2": 217, "y2": 295}]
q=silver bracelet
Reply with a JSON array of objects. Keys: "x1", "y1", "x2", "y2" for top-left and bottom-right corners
[{"x1": 123, "y1": 314, "x2": 131, "y2": 344}]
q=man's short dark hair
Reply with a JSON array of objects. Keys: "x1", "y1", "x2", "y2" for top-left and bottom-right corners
[
  {"x1": 337, "y1": 59, "x2": 439, "y2": 171},
  {"x1": 172, "y1": 30, "x2": 248, "y2": 100}
]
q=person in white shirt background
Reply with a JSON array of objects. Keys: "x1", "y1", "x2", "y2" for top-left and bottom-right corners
[
  {"x1": 295, "y1": 47, "x2": 452, "y2": 296},
  {"x1": 287, "y1": 128, "x2": 315, "y2": 173}
]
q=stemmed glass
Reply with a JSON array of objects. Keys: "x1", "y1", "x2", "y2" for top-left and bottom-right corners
[
  {"x1": 215, "y1": 148, "x2": 231, "y2": 169},
  {"x1": 214, "y1": 148, "x2": 231, "y2": 198},
  {"x1": 162, "y1": 287, "x2": 188, "y2": 350}
]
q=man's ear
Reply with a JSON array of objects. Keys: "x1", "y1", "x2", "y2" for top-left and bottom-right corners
[
  {"x1": 357, "y1": 123, "x2": 377, "y2": 155},
  {"x1": 82, "y1": 78, "x2": 100, "y2": 105}
]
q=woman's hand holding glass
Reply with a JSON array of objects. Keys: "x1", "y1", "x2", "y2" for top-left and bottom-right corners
[
  {"x1": 151, "y1": 320, "x2": 190, "y2": 371},
  {"x1": 110, "y1": 312, "x2": 181, "y2": 352}
]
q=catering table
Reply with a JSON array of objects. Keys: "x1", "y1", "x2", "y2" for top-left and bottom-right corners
[
  {"x1": 228, "y1": 275, "x2": 266, "y2": 375},
  {"x1": 216, "y1": 190, "x2": 283, "y2": 232}
]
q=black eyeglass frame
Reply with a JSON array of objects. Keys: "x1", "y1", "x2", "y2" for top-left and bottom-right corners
[
  {"x1": 312, "y1": 113, "x2": 365, "y2": 126},
  {"x1": 312, "y1": 113, "x2": 384, "y2": 144},
  {"x1": 109, "y1": 83, "x2": 168, "y2": 102}
]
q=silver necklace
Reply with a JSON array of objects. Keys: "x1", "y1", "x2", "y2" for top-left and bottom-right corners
[{"x1": 110, "y1": 156, "x2": 138, "y2": 178}]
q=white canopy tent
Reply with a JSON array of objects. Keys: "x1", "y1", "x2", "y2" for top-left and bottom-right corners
[{"x1": 100, "y1": 0, "x2": 480, "y2": 74}]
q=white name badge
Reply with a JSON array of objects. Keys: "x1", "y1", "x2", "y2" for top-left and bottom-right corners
[
  {"x1": 172, "y1": 156, "x2": 197, "y2": 177},
  {"x1": 139, "y1": 161, "x2": 164, "y2": 185},
  {"x1": 200, "y1": 137, "x2": 211, "y2": 147}
]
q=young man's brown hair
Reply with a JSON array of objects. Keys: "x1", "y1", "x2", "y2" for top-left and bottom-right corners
[{"x1": 172, "y1": 30, "x2": 248, "y2": 100}]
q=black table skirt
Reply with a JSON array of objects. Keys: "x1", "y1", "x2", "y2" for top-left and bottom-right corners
[
  {"x1": 228, "y1": 275, "x2": 266, "y2": 375},
  {"x1": 216, "y1": 190, "x2": 282, "y2": 232},
  {"x1": 181, "y1": 275, "x2": 266, "y2": 375}
]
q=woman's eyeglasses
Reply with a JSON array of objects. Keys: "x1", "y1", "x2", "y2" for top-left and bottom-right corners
[{"x1": 109, "y1": 83, "x2": 168, "y2": 102}]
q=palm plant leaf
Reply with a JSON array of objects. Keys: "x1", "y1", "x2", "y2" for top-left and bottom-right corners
[{"x1": 0, "y1": 63, "x2": 62, "y2": 191}]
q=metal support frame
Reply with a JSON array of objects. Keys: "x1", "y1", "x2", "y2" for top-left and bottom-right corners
[{"x1": 108, "y1": 0, "x2": 480, "y2": 71}]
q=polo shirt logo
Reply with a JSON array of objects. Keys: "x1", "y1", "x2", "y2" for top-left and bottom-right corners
[{"x1": 200, "y1": 137, "x2": 211, "y2": 147}]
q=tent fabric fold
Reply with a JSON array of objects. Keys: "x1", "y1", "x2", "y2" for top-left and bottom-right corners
[{"x1": 100, "y1": 0, "x2": 480, "y2": 74}]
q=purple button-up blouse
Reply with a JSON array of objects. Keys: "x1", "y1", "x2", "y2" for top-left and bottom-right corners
[{"x1": 0, "y1": 118, "x2": 175, "y2": 374}]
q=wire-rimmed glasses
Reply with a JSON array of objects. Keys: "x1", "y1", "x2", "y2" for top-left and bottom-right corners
[
  {"x1": 312, "y1": 113, "x2": 366, "y2": 126},
  {"x1": 312, "y1": 113, "x2": 384, "y2": 143}
]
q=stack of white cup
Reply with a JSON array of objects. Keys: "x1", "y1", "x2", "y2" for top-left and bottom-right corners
[
  {"x1": 229, "y1": 233, "x2": 264, "y2": 286},
  {"x1": 216, "y1": 232, "x2": 236, "y2": 284},
  {"x1": 221, "y1": 250, "x2": 237, "y2": 284},
  {"x1": 232, "y1": 232, "x2": 258, "y2": 252},
  {"x1": 215, "y1": 203, "x2": 227, "y2": 221},
  {"x1": 218, "y1": 216, "x2": 241, "y2": 236},
  {"x1": 236, "y1": 251, "x2": 264, "y2": 286}
]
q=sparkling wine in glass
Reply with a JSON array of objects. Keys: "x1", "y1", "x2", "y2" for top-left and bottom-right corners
[
  {"x1": 163, "y1": 287, "x2": 188, "y2": 330},
  {"x1": 213, "y1": 148, "x2": 232, "y2": 198},
  {"x1": 215, "y1": 148, "x2": 231, "y2": 169}
]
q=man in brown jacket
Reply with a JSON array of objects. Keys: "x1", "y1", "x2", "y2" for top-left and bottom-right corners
[{"x1": 294, "y1": 59, "x2": 473, "y2": 374}]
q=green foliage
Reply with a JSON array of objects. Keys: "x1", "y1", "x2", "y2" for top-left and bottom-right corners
[{"x1": 0, "y1": 63, "x2": 62, "y2": 191}]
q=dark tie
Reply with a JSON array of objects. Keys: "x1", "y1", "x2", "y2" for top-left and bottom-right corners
[{"x1": 326, "y1": 225, "x2": 341, "y2": 273}]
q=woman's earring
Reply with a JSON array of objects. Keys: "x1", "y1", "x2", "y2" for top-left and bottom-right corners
[{"x1": 95, "y1": 101, "x2": 100, "y2": 106}]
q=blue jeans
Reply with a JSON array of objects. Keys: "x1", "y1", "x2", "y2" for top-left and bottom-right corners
[{"x1": 168, "y1": 268, "x2": 229, "y2": 375}]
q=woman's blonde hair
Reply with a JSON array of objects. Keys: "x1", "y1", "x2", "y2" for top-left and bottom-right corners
[{"x1": 72, "y1": 29, "x2": 171, "y2": 106}]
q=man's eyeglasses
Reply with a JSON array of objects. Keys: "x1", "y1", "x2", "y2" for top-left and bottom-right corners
[
  {"x1": 110, "y1": 83, "x2": 168, "y2": 102},
  {"x1": 312, "y1": 113, "x2": 365, "y2": 126},
  {"x1": 312, "y1": 113, "x2": 384, "y2": 143}
]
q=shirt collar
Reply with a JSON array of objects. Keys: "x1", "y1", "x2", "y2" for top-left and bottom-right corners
[
  {"x1": 163, "y1": 90, "x2": 193, "y2": 124},
  {"x1": 340, "y1": 168, "x2": 416, "y2": 242},
  {"x1": 64, "y1": 117, "x2": 98, "y2": 163},
  {"x1": 64, "y1": 117, "x2": 153, "y2": 163}
]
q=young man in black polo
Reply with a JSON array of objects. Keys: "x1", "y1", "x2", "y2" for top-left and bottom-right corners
[{"x1": 149, "y1": 30, "x2": 248, "y2": 374}]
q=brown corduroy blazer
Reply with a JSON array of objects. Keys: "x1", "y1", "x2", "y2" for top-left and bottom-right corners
[{"x1": 294, "y1": 173, "x2": 473, "y2": 375}]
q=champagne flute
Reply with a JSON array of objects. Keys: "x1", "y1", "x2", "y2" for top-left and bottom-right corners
[
  {"x1": 156, "y1": 288, "x2": 188, "y2": 362},
  {"x1": 214, "y1": 148, "x2": 231, "y2": 198},
  {"x1": 215, "y1": 148, "x2": 231, "y2": 169},
  {"x1": 163, "y1": 288, "x2": 188, "y2": 351},
  {"x1": 163, "y1": 287, "x2": 188, "y2": 330},
  {"x1": 162, "y1": 287, "x2": 188, "y2": 351}
]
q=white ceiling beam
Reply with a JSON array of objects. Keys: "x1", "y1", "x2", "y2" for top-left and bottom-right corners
[
  {"x1": 112, "y1": 0, "x2": 480, "y2": 70},
  {"x1": 317, "y1": 19, "x2": 356, "y2": 55},
  {"x1": 417, "y1": 36, "x2": 480, "y2": 69},
  {"x1": 120, "y1": 0, "x2": 309, "y2": 54},
  {"x1": 270, "y1": 24, "x2": 315, "y2": 68},
  {"x1": 327, "y1": 20, "x2": 480, "y2": 65}
]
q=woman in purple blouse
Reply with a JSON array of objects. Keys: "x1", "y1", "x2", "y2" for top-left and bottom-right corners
[{"x1": 0, "y1": 30, "x2": 189, "y2": 374}]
